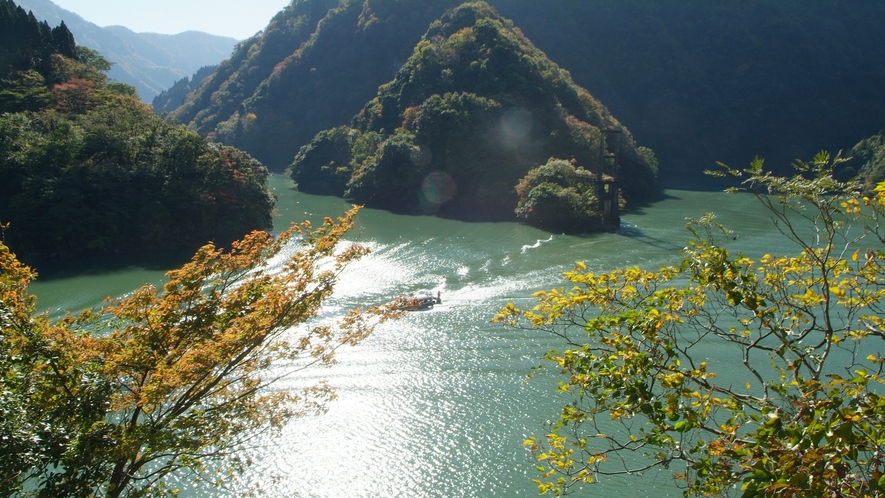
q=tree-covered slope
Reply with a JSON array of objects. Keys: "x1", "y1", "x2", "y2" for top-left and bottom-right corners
[
  {"x1": 226, "y1": 0, "x2": 470, "y2": 170},
  {"x1": 170, "y1": 0, "x2": 343, "y2": 145},
  {"x1": 291, "y1": 2, "x2": 656, "y2": 231},
  {"x1": 0, "y1": 0, "x2": 75, "y2": 86},
  {"x1": 0, "y1": 1, "x2": 275, "y2": 260},
  {"x1": 151, "y1": 64, "x2": 217, "y2": 114},
  {"x1": 1, "y1": 105, "x2": 275, "y2": 260},
  {"x1": 848, "y1": 131, "x2": 885, "y2": 190},
  {"x1": 172, "y1": 0, "x2": 464, "y2": 170},
  {"x1": 489, "y1": 0, "x2": 885, "y2": 177},
  {"x1": 170, "y1": 0, "x2": 885, "y2": 181}
]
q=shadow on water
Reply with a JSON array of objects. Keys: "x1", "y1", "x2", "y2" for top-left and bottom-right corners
[
  {"x1": 25, "y1": 249, "x2": 195, "y2": 282},
  {"x1": 27, "y1": 175, "x2": 709, "y2": 282},
  {"x1": 658, "y1": 173, "x2": 737, "y2": 192},
  {"x1": 615, "y1": 224, "x2": 684, "y2": 252},
  {"x1": 622, "y1": 190, "x2": 684, "y2": 217}
]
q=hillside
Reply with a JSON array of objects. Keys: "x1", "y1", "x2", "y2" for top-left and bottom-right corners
[
  {"x1": 490, "y1": 0, "x2": 885, "y2": 177},
  {"x1": 290, "y1": 2, "x2": 657, "y2": 231},
  {"x1": 172, "y1": 0, "x2": 457, "y2": 170},
  {"x1": 0, "y1": 0, "x2": 275, "y2": 260},
  {"x1": 168, "y1": 0, "x2": 885, "y2": 180},
  {"x1": 13, "y1": 0, "x2": 237, "y2": 101},
  {"x1": 848, "y1": 132, "x2": 885, "y2": 190},
  {"x1": 151, "y1": 64, "x2": 217, "y2": 114}
]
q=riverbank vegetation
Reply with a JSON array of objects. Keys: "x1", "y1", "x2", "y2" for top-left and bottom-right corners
[
  {"x1": 497, "y1": 155, "x2": 885, "y2": 496},
  {"x1": 1, "y1": 0, "x2": 275, "y2": 260}
]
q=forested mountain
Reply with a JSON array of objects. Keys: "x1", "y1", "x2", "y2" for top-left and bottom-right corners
[
  {"x1": 172, "y1": 0, "x2": 459, "y2": 169},
  {"x1": 169, "y1": 0, "x2": 885, "y2": 180},
  {"x1": 0, "y1": 0, "x2": 275, "y2": 260},
  {"x1": 13, "y1": 0, "x2": 237, "y2": 101},
  {"x1": 291, "y1": 2, "x2": 657, "y2": 231}
]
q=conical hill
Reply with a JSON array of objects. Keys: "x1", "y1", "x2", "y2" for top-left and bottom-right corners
[{"x1": 291, "y1": 2, "x2": 657, "y2": 231}]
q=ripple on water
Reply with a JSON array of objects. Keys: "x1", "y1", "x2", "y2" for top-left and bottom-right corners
[{"x1": 37, "y1": 180, "x2": 776, "y2": 497}]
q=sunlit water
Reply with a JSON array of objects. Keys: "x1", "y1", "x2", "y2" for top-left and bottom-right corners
[{"x1": 28, "y1": 175, "x2": 814, "y2": 497}]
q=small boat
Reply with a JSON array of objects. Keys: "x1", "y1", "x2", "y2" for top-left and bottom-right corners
[{"x1": 396, "y1": 290, "x2": 442, "y2": 311}]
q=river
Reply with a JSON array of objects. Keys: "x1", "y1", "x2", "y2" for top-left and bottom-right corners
[{"x1": 29, "y1": 174, "x2": 800, "y2": 497}]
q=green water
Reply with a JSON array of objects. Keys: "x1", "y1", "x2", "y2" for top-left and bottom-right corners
[{"x1": 28, "y1": 175, "x2": 801, "y2": 497}]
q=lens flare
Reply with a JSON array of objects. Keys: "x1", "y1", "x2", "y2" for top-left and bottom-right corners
[
  {"x1": 420, "y1": 172, "x2": 456, "y2": 212},
  {"x1": 501, "y1": 107, "x2": 533, "y2": 140},
  {"x1": 411, "y1": 144, "x2": 433, "y2": 167}
]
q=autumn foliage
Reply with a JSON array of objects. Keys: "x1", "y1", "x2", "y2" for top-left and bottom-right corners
[
  {"x1": 497, "y1": 153, "x2": 885, "y2": 496},
  {"x1": 0, "y1": 207, "x2": 400, "y2": 497}
]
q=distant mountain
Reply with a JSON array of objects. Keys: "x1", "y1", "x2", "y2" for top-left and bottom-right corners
[
  {"x1": 13, "y1": 0, "x2": 236, "y2": 101},
  {"x1": 151, "y1": 65, "x2": 218, "y2": 114},
  {"x1": 169, "y1": 0, "x2": 885, "y2": 180}
]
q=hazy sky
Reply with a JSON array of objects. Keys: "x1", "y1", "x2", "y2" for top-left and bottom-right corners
[{"x1": 50, "y1": 0, "x2": 292, "y2": 39}]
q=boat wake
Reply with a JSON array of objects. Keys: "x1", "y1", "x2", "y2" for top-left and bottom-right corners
[{"x1": 521, "y1": 235, "x2": 554, "y2": 253}]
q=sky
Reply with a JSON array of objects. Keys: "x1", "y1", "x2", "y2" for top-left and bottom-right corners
[{"x1": 50, "y1": 0, "x2": 292, "y2": 39}]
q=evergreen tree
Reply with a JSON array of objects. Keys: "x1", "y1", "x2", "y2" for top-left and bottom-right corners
[{"x1": 51, "y1": 21, "x2": 76, "y2": 60}]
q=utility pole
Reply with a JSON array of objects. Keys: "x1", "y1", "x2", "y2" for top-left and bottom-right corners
[{"x1": 596, "y1": 127, "x2": 621, "y2": 229}]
